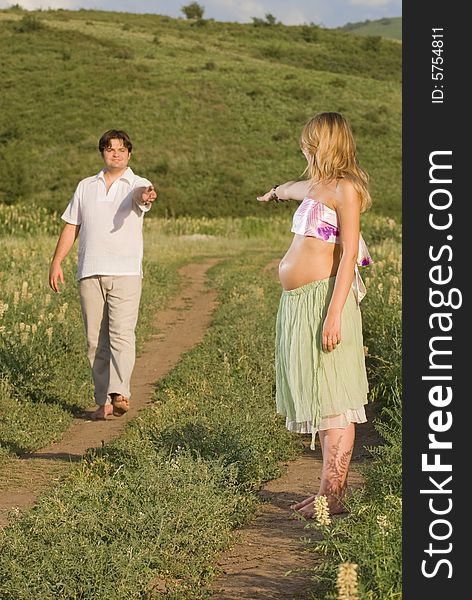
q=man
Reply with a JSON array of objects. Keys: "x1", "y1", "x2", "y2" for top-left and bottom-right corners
[{"x1": 49, "y1": 129, "x2": 157, "y2": 420}]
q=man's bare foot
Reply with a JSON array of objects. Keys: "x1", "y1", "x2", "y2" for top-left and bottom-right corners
[
  {"x1": 290, "y1": 495, "x2": 317, "y2": 511},
  {"x1": 111, "y1": 393, "x2": 129, "y2": 416},
  {"x1": 90, "y1": 405, "x2": 113, "y2": 421}
]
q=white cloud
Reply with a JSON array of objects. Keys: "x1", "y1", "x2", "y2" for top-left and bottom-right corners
[
  {"x1": 206, "y1": 0, "x2": 266, "y2": 20},
  {"x1": 349, "y1": 0, "x2": 393, "y2": 7},
  {"x1": 0, "y1": 0, "x2": 79, "y2": 8}
]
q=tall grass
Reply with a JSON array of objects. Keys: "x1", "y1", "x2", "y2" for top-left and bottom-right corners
[
  {"x1": 0, "y1": 212, "x2": 401, "y2": 598},
  {"x1": 306, "y1": 217, "x2": 402, "y2": 599},
  {"x1": 0, "y1": 247, "x2": 299, "y2": 599}
]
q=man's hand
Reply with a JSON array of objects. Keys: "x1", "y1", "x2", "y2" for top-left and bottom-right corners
[
  {"x1": 49, "y1": 261, "x2": 64, "y2": 293},
  {"x1": 140, "y1": 185, "x2": 157, "y2": 207}
]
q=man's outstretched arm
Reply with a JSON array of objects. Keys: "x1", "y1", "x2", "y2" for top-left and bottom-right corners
[{"x1": 49, "y1": 223, "x2": 80, "y2": 292}]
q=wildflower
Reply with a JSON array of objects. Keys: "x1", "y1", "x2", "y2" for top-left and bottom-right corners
[
  {"x1": 385, "y1": 494, "x2": 402, "y2": 508},
  {"x1": 20, "y1": 332, "x2": 29, "y2": 346},
  {"x1": 388, "y1": 287, "x2": 401, "y2": 306},
  {"x1": 223, "y1": 353, "x2": 230, "y2": 373},
  {"x1": 19, "y1": 322, "x2": 26, "y2": 332},
  {"x1": 313, "y1": 495, "x2": 331, "y2": 526},
  {"x1": 31, "y1": 324, "x2": 38, "y2": 334},
  {"x1": 57, "y1": 302, "x2": 69, "y2": 323},
  {"x1": 44, "y1": 294, "x2": 51, "y2": 306},
  {"x1": 21, "y1": 281, "x2": 28, "y2": 299},
  {"x1": 46, "y1": 327, "x2": 53, "y2": 344},
  {"x1": 13, "y1": 291, "x2": 20, "y2": 307},
  {"x1": 363, "y1": 346, "x2": 369, "y2": 357},
  {"x1": 337, "y1": 562, "x2": 359, "y2": 600},
  {"x1": 376, "y1": 514, "x2": 390, "y2": 536},
  {"x1": 0, "y1": 301, "x2": 8, "y2": 319}
]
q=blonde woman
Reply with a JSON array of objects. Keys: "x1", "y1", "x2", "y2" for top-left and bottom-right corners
[{"x1": 257, "y1": 112, "x2": 373, "y2": 517}]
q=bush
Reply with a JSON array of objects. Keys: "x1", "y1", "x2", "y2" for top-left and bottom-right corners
[
  {"x1": 300, "y1": 24, "x2": 319, "y2": 42},
  {"x1": 362, "y1": 35, "x2": 382, "y2": 52},
  {"x1": 252, "y1": 13, "x2": 280, "y2": 27},
  {"x1": 181, "y1": 2, "x2": 205, "y2": 20},
  {"x1": 113, "y1": 47, "x2": 134, "y2": 60},
  {"x1": 14, "y1": 15, "x2": 43, "y2": 33}
]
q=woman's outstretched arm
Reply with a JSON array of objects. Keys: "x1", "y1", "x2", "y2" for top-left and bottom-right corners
[{"x1": 257, "y1": 180, "x2": 311, "y2": 203}]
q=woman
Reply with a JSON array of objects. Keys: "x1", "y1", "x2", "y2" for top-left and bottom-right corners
[{"x1": 257, "y1": 112, "x2": 373, "y2": 517}]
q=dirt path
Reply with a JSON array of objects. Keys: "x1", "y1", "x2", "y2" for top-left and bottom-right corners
[
  {"x1": 0, "y1": 260, "x2": 219, "y2": 529},
  {"x1": 211, "y1": 406, "x2": 381, "y2": 600},
  {"x1": 1, "y1": 256, "x2": 382, "y2": 600},
  {"x1": 211, "y1": 259, "x2": 382, "y2": 599}
]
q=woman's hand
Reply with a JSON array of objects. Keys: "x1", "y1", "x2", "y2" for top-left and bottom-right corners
[
  {"x1": 257, "y1": 187, "x2": 281, "y2": 202},
  {"x1": 322, "y1": 312, "x2": 341, "y2": 352}
]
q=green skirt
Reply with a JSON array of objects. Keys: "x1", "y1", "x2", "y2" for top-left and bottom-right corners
[{"x1": 275, "y1": 277, "x2": 368, "y2": 449}]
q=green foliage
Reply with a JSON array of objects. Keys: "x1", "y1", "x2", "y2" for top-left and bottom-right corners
[
  {"x1": 13, "y1": 14, "x2": 43, "y2": 32},
  {"x1": 0, "y1": 227, "x2": 179, "y2": 453},
  {"x1": 181, "y1": 2, "x2": 205, "y2": 20},
  {"x1": 0, "y1": 247, "x2": 299, "y2": 598},
  {"x1": 252, "y1": 13, "x2": 279, "y2": 27},
  {"x1": 300, "y1": 24, "x2": 319, "y2": 43},
  {"x1": 0, "y1": 8, "x2": 401, "y2": 218},
  {"x1": 264, "y1": 13, "x2": 278, "y2": 26},
  {"x1": 362, "y1": 35, "x2": 382, "y2": 52},
  {"x1": 305, "y1": 214, "x2": 402, "y2": 598},
  {"x1": 0, "y1": 212, "x2": 401, "y2": 596}
]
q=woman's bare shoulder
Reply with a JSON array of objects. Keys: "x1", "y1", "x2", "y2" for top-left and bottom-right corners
[{"x1": 334, "y1": 177, "x2": 361, "y2": 207}]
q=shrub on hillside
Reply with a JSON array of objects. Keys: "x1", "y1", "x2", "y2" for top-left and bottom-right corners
[
  {"x1": 362, "y1": 35, "x2": 382, "y2": 52},
  {"x1": 300, "y1": 24, "x2": 319, "y2": 43},
  {"x1": 252, "y1": 13, "x2": 279, "y2": 27},
  {"x1": 14, "y1": 15, "x2": 43, "y2": 33},
  {"x1": 181, "y1": 2, "x2": 205, "y2": 20}
]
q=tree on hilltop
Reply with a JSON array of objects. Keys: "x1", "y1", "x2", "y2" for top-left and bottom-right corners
[
  {"x1": 181, "y1": 2, "x2": 205, "y2": 19},
  {"x1": 251, "y1": 13, "x2": 280, "y2": 27}
]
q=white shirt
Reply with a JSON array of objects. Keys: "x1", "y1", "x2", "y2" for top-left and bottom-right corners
[{"x1": 61, "y1": 167, "x2": 152, "y2": 280}]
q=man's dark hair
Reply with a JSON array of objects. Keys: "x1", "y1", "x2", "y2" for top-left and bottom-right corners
[{"x1": 98, "y1": 129, "x2": 133, "y2": 154}]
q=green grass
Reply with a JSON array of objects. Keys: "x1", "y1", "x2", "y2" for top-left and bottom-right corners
[
  {"x1": 306, "y1": 219, "x2": 402, "y2": 599},
  {"x1": 0, "y1": 8, "x2": 401, "y2": 219},
  {"x1": 0, "y1": 227, "x2": 180, "y2": 454},
  {"x1": 0, "y1": 211, "x2": 401, "y2": 598},
  {"x1": 339, "y1": 17, "x2": 402, "y2": 41},
  {"x1": 0, "y1": 237, "x2": 300, "y2": 599}
]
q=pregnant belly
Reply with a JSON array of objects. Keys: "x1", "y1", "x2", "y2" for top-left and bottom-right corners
[{"x1": 279, "y1": 236, "x2": 340, "y2": 291}]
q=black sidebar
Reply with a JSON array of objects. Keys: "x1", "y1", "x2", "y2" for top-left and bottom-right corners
[{"x1": 403, "y1": 3, "x2": 468, "y2": 598}]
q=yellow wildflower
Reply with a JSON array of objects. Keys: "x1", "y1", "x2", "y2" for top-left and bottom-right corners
[{"x1": 337, "y1": 562, "x2": 359, "y2": 600}]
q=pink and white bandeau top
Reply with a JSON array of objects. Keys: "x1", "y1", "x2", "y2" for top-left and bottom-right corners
[{"x1": 291, "y1": 197, "x2": 373, "y2": 303}]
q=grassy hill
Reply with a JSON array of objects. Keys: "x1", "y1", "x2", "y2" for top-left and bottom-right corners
[
  {"x1": 339, "y1": 17, "x2": 402, "y2": 41},
  {"x1": 0, "y1": 7, "x2": 401, "y2": 218}
]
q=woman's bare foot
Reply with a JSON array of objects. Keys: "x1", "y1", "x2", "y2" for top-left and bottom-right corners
[
  {"x1": 296, "y1": 493, "x2": 347, "y2": 519},
  {"x1": 293, "y1": 482, "x2": 348, "y2": 518},
  {"x1": 290, "y1": 494, "x2": 317, "y2": 511},
  {"x1": 90, "y1": 404, "x2": 113, "y2": 421}
]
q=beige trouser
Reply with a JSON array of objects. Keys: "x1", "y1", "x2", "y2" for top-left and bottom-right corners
[{"x1": 79, "y1": 275, "x2": 142, "y2": 406}]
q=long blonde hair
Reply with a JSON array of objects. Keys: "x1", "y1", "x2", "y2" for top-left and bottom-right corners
[{"x1": 300, "y1": 112, "x2": 372, "y2": 212}]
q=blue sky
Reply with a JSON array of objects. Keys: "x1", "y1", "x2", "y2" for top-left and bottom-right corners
[{"x1": 0, "y1": 0, "x2": 402, "y2": 28}]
